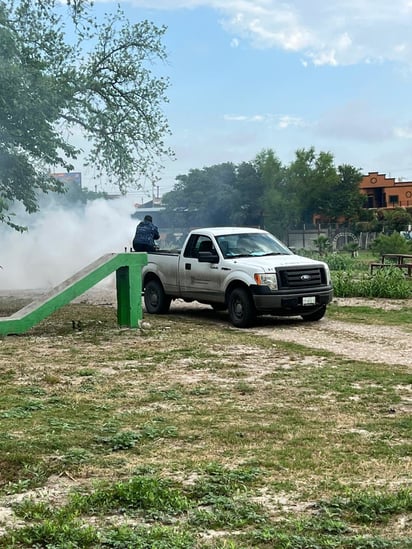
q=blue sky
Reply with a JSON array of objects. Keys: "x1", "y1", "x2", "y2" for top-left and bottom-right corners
[{"x1": 81, "y1": 1, "x2": 412, "y2": 199}]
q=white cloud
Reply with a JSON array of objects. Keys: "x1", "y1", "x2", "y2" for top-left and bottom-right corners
[
  {"x1": 113, "y1": 0, "x2": 412, "y2": 66},
  {"x1": 277, "y1": 115, "x2": 305, "y2": 129},
  {"x1": 224, "y1": 113, "x2": 306, "y2": 129},
  {"x1": 394, "y1": 126, "x2": 412, "y2": 139},
  {"x1": 224, "y1": 114, "x2": 265, "y2": 122}
]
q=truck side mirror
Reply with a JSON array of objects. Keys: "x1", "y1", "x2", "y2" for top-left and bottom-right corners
[{"x1": 198, "y1": 251, "x2": 219, "y2": 264}]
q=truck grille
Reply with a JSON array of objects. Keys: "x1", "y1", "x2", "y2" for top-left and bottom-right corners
[{"x1": 278, "y1": 267, "x2": 326, "y2": 289}]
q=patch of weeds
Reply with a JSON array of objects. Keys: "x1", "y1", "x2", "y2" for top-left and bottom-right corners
[
  {"x1": 62, "y1": 447, "x2": 93, "y2": 465},
  {"x1": 188, "y1": 384, "x2": 217, "y2": 397},
  {"x1": 101, "y1": 525, "x2": 195, "y2": 548},
  {"x1": 265, "y1": 339, "x2": 335, "y2": 359},
  {"x1": 76, "y1": 368, "x2": 96, "y2": 377},
  {"x1": 233, "y1": 381, "x2": 255, "y2": 394},
  {"x1": 189, "y1": 496, "x2": 268, "y2": 529},
  {"x1": 17, "y1": 386, "x2": 47, "y2": 397},
  {"x1": 0, "y1": 408, "x2": 31, "y2": 419},
  {"x1": 0, "y1": 399, "x2": 45, "y2": 419},
  {"x1": 3, "y1": 478, "x2": 34, "y2": 495},
  {"x1": 12, "y1": 499, "x2": 55, "y2": 521},
  {"x1": 321, "y1": 488, "x2": 412, "y2": 525},
  {"x1": 98, "y1": 419, "x2": 178, "y2": 451},
  {"x1": 332, "y1": 268, "x2": 411, "y2": 299},
  {"x1": 0, "y1": 368, "x2": 16, "y2": 381},
  {"x1": 77, "y1": 379, "x2": 97, "y2": 392},
  {"x1": 247, "y1": 526, "x2": 403, "y2": 548},
  {"x1": 43, "y1": 395, "x2": 68, "y2": 405},
  {"x1": 148, "y1": 387, "x2": 184, "y2": 401},
  {"x1": 1, "y1": 518, "x2": 99, "y2": 548},
  {"x1": 104, "y1": 430, "x2": 141, "y2": 450},
  {"x1": 70, "y1": 474, "x2": 190, "y2": 517},
  {"x1": 105, "y1": 387, "x2": 124, "y2": 398},
  {"x1": 148, "y1": 421, "x2": 180, "y2": 444},
  {"x1": 121, "y1": 349, "x2": 154, "y2": 361},
  {"x1": 42, "y1": 373, "x2": 62, "y2": 384},
  {"x1": 189, "y1": 463, "x2": 262, "y2": 500},
  {"x1": 1, "y1": 459, "x2": 48, "y2": 493},
  {"x1": 47, "y1": 417, "x2": 77, "y2": 432},
  {"x1": 200, "y1": 541, "x2": 248, "y2": 549},
  {"x1": 245, "y1": 492, "x2": 412, "y2": 548},
  {"x1": 270, "y1": 479, "x2": 297, "y2": 493},
  {"x1": 0, "y1": 449, "x2": 24, "y2": 487},
  {"x1": 296, "y1": 515, "x2": 351, "y2": 536}
]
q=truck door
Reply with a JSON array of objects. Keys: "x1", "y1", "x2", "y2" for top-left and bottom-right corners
[{"x1": 179, "y1": 235, "x2": 226, "y2": 301}]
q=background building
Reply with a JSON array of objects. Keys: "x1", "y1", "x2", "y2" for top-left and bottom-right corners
[{"x1": 360, "y1": 172, "x2": 412, "y2": 209}]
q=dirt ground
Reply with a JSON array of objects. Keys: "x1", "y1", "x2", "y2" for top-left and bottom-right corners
[
  {"x1": 73, "y1": 286, "x2": 412, "y2": 367},
  {"x1": 169, "y1": 296, "x2": 412, "y2": 367},
  {"x1": 1, "y1": 285, "x2": 412, "y2": 367},
  {"x1": 0, "y1": 286, "x2": 411, "y2": 539}
]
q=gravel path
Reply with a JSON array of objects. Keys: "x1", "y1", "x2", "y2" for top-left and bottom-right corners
[
  {"x1": 253, "y1": 317, "x2": 412, "y2": 367},
  {"x1": 2, "y1": 286, "x2": 411, "y2": 367}
]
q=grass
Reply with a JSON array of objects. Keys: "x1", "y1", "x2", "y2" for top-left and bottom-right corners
[
  {"x1": 327, "y1": 303, "x2": 412, "y2": 327},
  {"x1": 297, "y1": 249, "x2": 412, "y2": 298},
  {"x1": 0, "y1": 297, "x2": 411, "y2": 547}
]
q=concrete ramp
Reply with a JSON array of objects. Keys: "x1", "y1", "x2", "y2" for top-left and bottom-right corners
[{"x1": 0, "y1": 252, "x2": 147, "y2": 336}]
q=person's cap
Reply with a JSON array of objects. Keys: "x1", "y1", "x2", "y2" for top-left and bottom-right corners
[{"x1": 144, "y1": 215, "x2": 153, "y2": 222}]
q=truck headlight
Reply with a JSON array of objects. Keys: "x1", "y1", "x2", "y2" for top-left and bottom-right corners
[
  {"x1": 254, "y1": 273, "x2": 278, "y2": 291},
  {"x1": 324, "y1": 264, "x2": 332, "y2": 285}
]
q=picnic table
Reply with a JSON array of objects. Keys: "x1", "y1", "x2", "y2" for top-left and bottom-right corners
[{"x1": 370, "y1": 253, "x2": 412, "y2": 276}]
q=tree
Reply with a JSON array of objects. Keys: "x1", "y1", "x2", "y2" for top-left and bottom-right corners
[
  {"x1": 370, "y1": 232, "x2": 412, "y2": 256},
  {"x1": 254, "y1": 149, "x2": 291, "y2": 238},
  {"x1": 382, "y1": 208, "x2": 412, "y2": 233},
  {"x1": 0, "y1": 0, "x2": 172, "y2": 230},
  {"x1": 312, "y1": 235, "x2": 331, "y2": 256},
  {"x1": 286, "y1": 147, "x2": 363, "y2": 224},
  {"x1": 333, "y1": 164, "x2": 364, "y2": 221},
  {"x1": 162, "y1": 163, "x2": 237, "y2": 228},
  {"x1": 161, "y1": 147, "x2": 365, "y2": 234},
  {"x1": 229, "y1": 161, "x2": 262, "y2": 227}
]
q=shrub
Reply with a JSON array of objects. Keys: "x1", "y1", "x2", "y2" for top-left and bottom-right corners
[
  {"x1": 382, "y1": 208, "x2": 412, "y2": 232},
  {"x1": 332, "y1": 268, "x2": 411, "y2": 298},
  {"x1": 370, "y1": 232, "x2": 412, "y2": 256},
  {"x1": 324, "y1": 253, "x2": 357, "y2": 272}
]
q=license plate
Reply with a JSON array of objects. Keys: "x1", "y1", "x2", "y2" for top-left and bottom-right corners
[{"x1": 302, "y1": 296, "x2": 316, "y2": 305}]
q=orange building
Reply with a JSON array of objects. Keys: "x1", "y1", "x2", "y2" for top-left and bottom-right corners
[{"x1": 360, "y1": 172, "x2": 412, "y2": 209}]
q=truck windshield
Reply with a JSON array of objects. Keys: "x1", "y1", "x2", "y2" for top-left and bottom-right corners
[{"x1": 216, "y1": 232, "x2": 292, "y2": 258}]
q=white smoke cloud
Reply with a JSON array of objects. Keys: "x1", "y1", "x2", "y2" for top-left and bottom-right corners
[{"x1": 0, "y1": 197, "x2": 139, "y2": 290}]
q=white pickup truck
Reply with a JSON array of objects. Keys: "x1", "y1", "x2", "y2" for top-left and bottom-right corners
[{"x1": 141, "y1": 227, "x2": 333, "y2": 327}]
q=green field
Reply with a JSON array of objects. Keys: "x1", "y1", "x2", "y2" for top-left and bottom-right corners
[{"x1": 0, "y1": 297, "x2": 411, "y2": 548}]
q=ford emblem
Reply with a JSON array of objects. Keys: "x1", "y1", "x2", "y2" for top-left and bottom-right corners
[{"x1": 301, "y1": 274, "x2": 311, "y2": 280}]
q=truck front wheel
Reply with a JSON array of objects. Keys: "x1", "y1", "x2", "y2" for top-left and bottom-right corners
[
  {"x1": 228, "y1": 287, "x2": 256, "y2": 328},
  {"x1": 301, "y1": 305, "x2": 326, "y2": 322},
  {"x1": 144, "y1": 280, "x2": 171, "y2": 314}
]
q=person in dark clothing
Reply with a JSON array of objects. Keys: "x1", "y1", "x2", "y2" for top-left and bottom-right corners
[{"x1": 132, "y1": 215, "x2": 160, "y2": 252}]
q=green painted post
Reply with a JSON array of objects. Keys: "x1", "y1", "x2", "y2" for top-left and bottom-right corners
[{"x1": 116, "y1": 253, "x2": 146, "y2": 327}]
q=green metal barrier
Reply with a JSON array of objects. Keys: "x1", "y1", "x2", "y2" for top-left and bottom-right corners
[{"x1": 0, "y1": 252, "x2": 147, "y2": 336}]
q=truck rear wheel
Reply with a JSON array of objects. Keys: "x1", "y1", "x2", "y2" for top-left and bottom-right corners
[
  {"x1": 301, "y1": 305, "x2": 326, "y2": 322},
  {"x1": 228, "y1": 287, "x2": 256, "y2": 328},
  {"x1": 144, "y1": 279, "x2": 171, "y2": 314}
]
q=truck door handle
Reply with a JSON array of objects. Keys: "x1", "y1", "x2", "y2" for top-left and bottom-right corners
[{"x1": 185, "y1": 263, "x2": 191, "y2": 270}]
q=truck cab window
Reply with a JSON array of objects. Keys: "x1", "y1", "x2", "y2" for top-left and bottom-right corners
[{"x1": 183, "y1": 235, "x2": 214, "y2": 258}]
